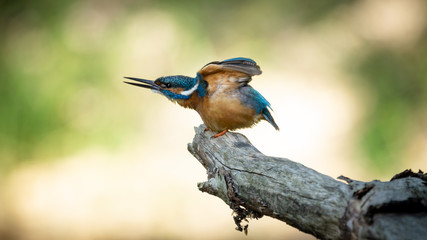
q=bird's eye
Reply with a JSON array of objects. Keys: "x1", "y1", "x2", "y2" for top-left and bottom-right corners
[{"x1": 159, "y1": 82, "x2": 171, "y2": 88}]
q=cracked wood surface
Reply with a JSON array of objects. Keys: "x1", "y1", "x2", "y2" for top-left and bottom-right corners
[{"x1": 187, "y1": 125, "x2": 427, "y2": 240}]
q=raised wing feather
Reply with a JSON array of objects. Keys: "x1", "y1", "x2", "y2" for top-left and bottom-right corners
[
  {"x1": 199, "y1": 57, "x2": 262, "y2": 77},
  {"x1": 198, "y1": 57, "x2": 262, "y2": 91}
]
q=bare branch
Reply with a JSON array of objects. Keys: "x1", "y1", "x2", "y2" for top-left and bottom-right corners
[{"x1": 187, "y1": 125, "x2": 427, "y2": 240}]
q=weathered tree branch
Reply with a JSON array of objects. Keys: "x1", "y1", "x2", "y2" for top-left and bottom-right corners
[{"x1": 187, "y1": 125, "x2": 427, "y2": 240}]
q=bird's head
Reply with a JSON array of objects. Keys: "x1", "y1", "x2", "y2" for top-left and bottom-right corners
[{"x1": 124, "y1": 75, "x2": 201, "y2": 101}]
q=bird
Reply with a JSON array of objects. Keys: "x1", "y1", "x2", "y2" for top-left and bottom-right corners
[{"x1": 124, "y1": 57, "x2": 279, "y2": 138}]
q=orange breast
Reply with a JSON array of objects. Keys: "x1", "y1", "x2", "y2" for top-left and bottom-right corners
[
  {"x1": 177, "y1": 69, "x2": 264, "y2": 132},
  {"x1": 196, "y1": 90, "x2": 263, "y2": 132}
]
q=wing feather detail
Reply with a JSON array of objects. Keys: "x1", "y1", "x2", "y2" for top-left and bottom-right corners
[{"x1": 198, "y1": 57, "x2": 262, "y2": 89}]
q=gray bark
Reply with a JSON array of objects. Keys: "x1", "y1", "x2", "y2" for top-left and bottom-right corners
[{"x1": 187, "y1": 125, "x2": 427, "y2": 240}]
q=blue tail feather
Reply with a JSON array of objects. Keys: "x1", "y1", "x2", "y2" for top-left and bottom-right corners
[
  {"x1": 241, "y1": 87, "x2": 279, "y2": 131},
  {"x1": 262, "y1": 108, "x2": 279, "y2": 131}
]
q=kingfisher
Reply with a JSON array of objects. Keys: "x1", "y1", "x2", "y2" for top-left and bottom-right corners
[{"x1": 124, "y1": 57, "x2": 279, "y2": 138}]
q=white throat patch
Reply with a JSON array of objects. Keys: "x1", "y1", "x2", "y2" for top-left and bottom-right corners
[{"x1": 180, "y1": 79, "x2": 199, "y2": 96}]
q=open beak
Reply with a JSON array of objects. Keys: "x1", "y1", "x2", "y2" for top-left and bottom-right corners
[{"x1": 123, "y1": 77, "x2": 161, "y2": 91}]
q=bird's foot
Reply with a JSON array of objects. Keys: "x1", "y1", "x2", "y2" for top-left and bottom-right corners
[{"x1": 213, "y1": 129, "x2": 229, "y2": 138}]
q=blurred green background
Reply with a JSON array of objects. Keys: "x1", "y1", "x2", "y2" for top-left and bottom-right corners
[{"x1": 1, "y1": 0, "x2": 426, "y2": 239}]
